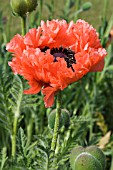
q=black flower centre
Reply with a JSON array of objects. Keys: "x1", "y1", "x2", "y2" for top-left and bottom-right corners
[{"x1": 41, "y1": 46, "x2": 76, "y2": 72}]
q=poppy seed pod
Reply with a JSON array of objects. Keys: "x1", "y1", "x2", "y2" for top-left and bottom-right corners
[
  {"x1": 10, "y1": 0, "x2": 38, "y2": 16},
  {"x1": 48, "y1": 109, "x2": 70, "y2": 129},
  {"x1": 70, "y1": 146, "x2": 106, "y2": 170}
]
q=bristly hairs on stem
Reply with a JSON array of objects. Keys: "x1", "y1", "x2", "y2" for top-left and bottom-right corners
[{"x1": 51, "y1": 91, "x2": 62, "y2": 153}]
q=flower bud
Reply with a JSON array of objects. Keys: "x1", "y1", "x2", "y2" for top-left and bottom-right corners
[
  {"x1": 26, "y1": 0, "x2": 38, "y2": 12},
  {"x1": 74, "y1": 153, "x2": 102, "y2": 170},
  {"x1": 70, "y1": 146, "x2": 84, "y2": 170},
  {"x1": 48, "y1": 109, "x2": 70, "y2": 129},
  {"x1": 70, "y1": 146, "x2": 106, "y2": 170},
  {"x1": 86, "y1": 146, "x2": 106, "y2": 169},
  {"x1": 10, "y1": 0, "x2": 38, "y2": 17},
  {"x1": 48, "y1": 109, "x2": 63, "y2": 129},
  {"x1": 61, "y1": 109, "x2": 70, "y2": 128},
  {"x1": 10, "y1": 0, "x2": 28, "y2": 16},
  {"x1": 82, "y1": 2, "x2": 92, "y2": 11}
]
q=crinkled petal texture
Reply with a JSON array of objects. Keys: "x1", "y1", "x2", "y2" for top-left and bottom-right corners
[{"x1": 6, "y1": 19, "x2": 107, "y2": 107}]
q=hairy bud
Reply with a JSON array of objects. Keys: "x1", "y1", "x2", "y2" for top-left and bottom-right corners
[
  {"x1": 48, "y1": 109, "x2": 70, "y2": 129},
  {"x1": 10, "y1": 0, "x2": 38, "y2": 17},
  {"x1": 26, "y1": 0, "x2": 38, "y2": 12},
  {"x1": 70, "y1": 146, "x2": 106, "y2": 170},
  {"x1": 10, "y1": 0, "x2": 27, "y2": 16}
]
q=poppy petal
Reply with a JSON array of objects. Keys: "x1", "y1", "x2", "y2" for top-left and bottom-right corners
[
  {"x1": 42, "y1": 87, "x2": 57, "y2": 108},
  {"x1": 24, "y1": 80, "x2": 42, "y2": 94}
]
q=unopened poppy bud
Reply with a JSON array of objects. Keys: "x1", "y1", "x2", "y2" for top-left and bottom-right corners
[
  {"x1": 82, "y1": 2, "x2": 92, "y2": 11},
  {"x1": 10, "y1": 0, "x2": 38, "y2": 17},
  {"x1": 70, "y1": 146, "x2": 106, "y2": 170},
  {"x1": 61, "y1": 109, "x2": 70, "y2": 128},
  {"x1": 70, "y1": 146, "x2": 84, "y2": 170},
  {"x1": 10, "y1": 0, "x2": 28, "y2": 16},
  {"x1": 48, "y1": 109, "x2": 70, "y2": 129},
  {"x1": 74, "y1": 153, "x2": 102, "y2": 170},
  {"x1": 26, "y1": 0, "x2": 38, "y2": 12},
  {"x1": 86, "y1": 146, "x2": 106, "y2": 169},
  {"x1": 48, "y1": 109, "x2": 62, "y2": 129}
]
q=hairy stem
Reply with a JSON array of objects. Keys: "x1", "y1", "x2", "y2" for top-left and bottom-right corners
[
  {"x1": 27, "y1": 116, "x2": 34, "y2": 145},
  {"x1": 12, "y1": 77, "x2": 23, "y2": 159},
  {"x1": 110, "y1": 150, "x2": 113, "y2": 170},
  {"x1": 12, "y1": 103, "x2": 22, "y2": 158},
  {"x1": 12, "y1": 116, "x2": 18, "y2": 158},
  {"x1": 51, "y1": 91, "x2": 62, "y2": 152}
]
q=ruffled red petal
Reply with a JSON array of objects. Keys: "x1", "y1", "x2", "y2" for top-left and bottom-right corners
[
  {"x1": 24, "y1": 28, "x2": 42, "y2": 48},
  {"x1": 24, "y1": 80, "x2": 42, "y2": 94},
  {"x1": 6, "y1": 34, "x2": 25, "y2": 55},
  {"x1": 90, "y1": 59, "x2": 104, "y2": 72},
  {"x1": 42, "y1": 86, "x2": 57, "y2": 108}
]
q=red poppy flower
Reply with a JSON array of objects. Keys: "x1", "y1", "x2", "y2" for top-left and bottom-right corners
[{"x1": 6, "y1": 19, "x2": 107, "y2": 107}]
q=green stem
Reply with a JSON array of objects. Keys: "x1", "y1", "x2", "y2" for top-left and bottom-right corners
[
  {"x1": 51, "y1": 91, "x2": 62, "y2": 152},
  {"x1": 40, "y1": 102, "x2": 45, "y2": 133},
  {"x1": 21, "y1": 15, "x2": 26, "y2": 36},
  {"x1": 103, "y1": 0, "x2": 108, "y2": 21},
  {"x1": 3, "y1": 53, "x2": 9, "y2": 72},
  {"x1": 51, "y1": 0, "x2": 54, "y2": 19},
  {"x1": 74, "y1": 0, "x2": 80, "y2": 22},
  {"x1": 11, "y1": 77, "x2": 23, "y2": 159},
  {"x1": 12, "y1": 116, "x2": 18, "y2": 158},
  {"x1": 55, "y1": 135, "x2": 60, "y2": 155},
  {"x1": 38, "y1": 0, "x2": 43, "y2": 25},
  {"x1": 27, "y1": 116, "x2": 34, "y2": 145},
  {"x1": 26, "y1": 13, "x2": 29, "y2": 33},
  {"x1": 110, "y1": 151, "x2": 113, "y2": 170}
]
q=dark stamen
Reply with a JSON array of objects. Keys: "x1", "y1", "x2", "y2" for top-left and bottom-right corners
[
  {"x1": 41, "y1": 46, "x2": 76, "y2": 72},
  {"x1": 50, "y1": 46, "x2": 76, "y2": 72},
  {"x1": 41, "y1": 46, "x2": 49, "y2": 52}
]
